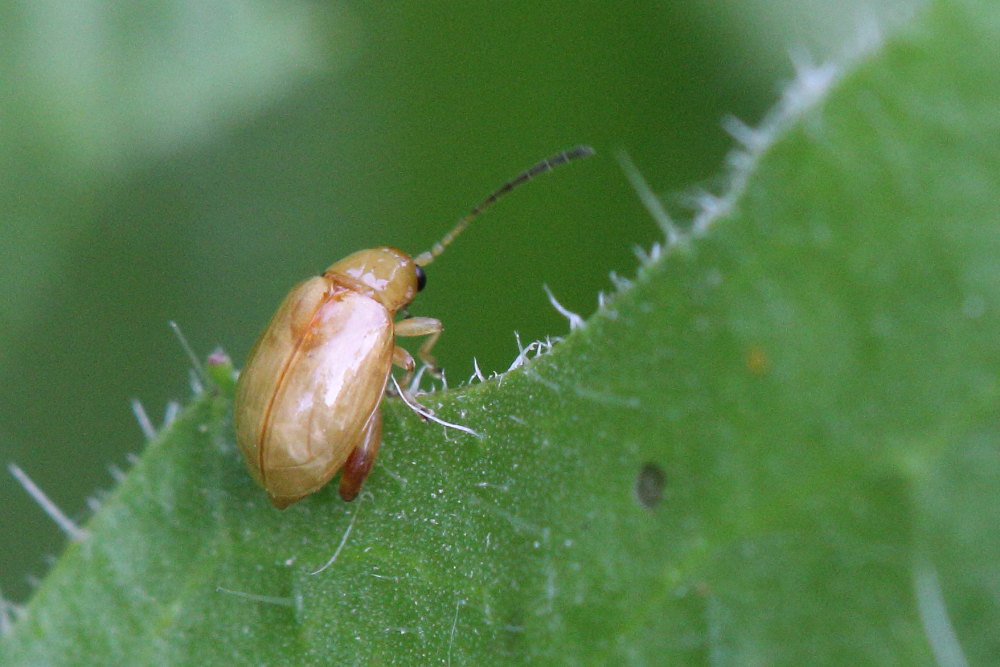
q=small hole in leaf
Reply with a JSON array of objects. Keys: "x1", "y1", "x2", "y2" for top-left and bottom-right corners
[{"x1": 635, "y1": 463, "x2": 665, "y2": 509}]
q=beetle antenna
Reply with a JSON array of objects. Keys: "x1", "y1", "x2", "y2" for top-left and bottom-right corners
[{"x1": 414, "y1": 145, "x2": 595, "y2": 266}]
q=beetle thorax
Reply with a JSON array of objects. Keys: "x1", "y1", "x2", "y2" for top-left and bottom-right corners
[{"x1": 324, "y1": 246, "x2": 419, "y2": 313}]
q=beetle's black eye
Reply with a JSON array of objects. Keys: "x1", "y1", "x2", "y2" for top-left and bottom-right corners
[{"x1": 415, "y1": 265, "x2": 427, "y2": 292}]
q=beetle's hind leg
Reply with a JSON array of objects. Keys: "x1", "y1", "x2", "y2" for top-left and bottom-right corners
[{"x1": 339, "y1": 409, "x2": 382, "y2": 501}]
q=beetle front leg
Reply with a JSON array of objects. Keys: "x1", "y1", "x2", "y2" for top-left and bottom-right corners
[
  {"x1": 394, "y1": 317, "x2": 443, "y2": 375},
  {"x1": 338, "y1": 409, "x2": 382, "y2": 501}
]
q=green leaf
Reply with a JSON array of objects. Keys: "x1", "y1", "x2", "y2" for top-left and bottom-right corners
[{"x1": 4, "y1": 0, "x2": 999, "y2": 662}]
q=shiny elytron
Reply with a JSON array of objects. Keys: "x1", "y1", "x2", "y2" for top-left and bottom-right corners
[{"x1": 235, "y1": 146, "x2": 594, "y2": 508}]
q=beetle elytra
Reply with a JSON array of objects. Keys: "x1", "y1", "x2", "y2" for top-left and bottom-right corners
[{"x1": 234, "y1": 146, "x2": 594, "y2": 508}]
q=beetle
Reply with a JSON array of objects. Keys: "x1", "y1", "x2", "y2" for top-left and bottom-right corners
[{"x1": 234, "y1": 146, "x2": 594, "y2": 508}]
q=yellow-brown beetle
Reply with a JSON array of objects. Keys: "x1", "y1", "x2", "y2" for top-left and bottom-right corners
[{"x1": 235, "y1": 146, "x2": 594, "y2": 508}]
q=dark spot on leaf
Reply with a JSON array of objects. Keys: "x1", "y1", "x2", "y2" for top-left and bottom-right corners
[
  {"x1": 635, "y1": 463, "x2": 665, "y2": 509},
  {"x1": 745, "y1": 344, "x2": 770, "y2": 375}
]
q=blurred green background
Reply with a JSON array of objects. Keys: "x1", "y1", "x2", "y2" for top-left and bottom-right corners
[{"x1": 1, "y1": 1, "x2": 917, "y2": 603}]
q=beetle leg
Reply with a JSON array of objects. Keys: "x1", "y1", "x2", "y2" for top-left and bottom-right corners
[
  {"x1": 392, "y1": 344, "x2": 417, "y2": 387},
  {"x1": 390, "y1": 345, "x2": 430, "y2": 421},
  {"x1": 338, "y1": 409, "x2": 382, "y2": 501},
  {"x1": 394, "y1": 317, "x2": 443, "y2": 376}
]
